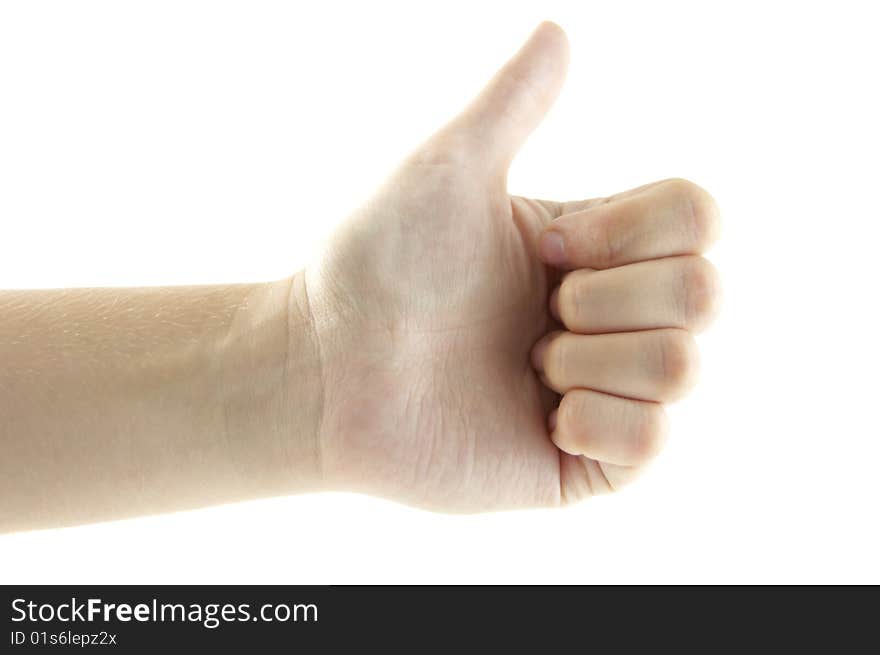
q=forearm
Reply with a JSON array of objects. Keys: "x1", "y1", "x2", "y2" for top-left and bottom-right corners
[{"x1": 0, "y1": 273, "x2": 323, "y2": 532}]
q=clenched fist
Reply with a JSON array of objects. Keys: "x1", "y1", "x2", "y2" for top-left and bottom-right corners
[{"x1": 306, "y1": 22, "x2": 721, "y2": 511}]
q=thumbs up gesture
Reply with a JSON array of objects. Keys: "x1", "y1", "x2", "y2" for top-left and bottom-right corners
[{"x1": 306, "y1": 22, "x2": 721, "y2": 510}]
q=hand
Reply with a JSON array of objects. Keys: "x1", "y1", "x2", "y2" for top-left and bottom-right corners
[{"x1": 304, "y1": 22, "x2": 721, "y2": 511}]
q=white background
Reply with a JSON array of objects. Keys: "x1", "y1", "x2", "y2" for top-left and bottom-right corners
[{"x1": 1, "y1": 1, "x2": 878, "y2": 583}]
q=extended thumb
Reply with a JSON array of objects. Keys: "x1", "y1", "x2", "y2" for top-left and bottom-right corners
[{"x1": 448, "y1": 22, "x2": 570, "y2": 170}]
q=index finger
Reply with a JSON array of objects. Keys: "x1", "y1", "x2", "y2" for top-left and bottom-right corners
[{"x1": 537, "y1": 178, "x2": 721, "y2": 270}]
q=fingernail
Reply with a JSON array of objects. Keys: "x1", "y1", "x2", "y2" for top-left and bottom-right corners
[
  {"x1": 549, "y1": 286, "x2": 560, "y2": 321},
  {"x1": 531, "y1": 338, "x2": 548, "y2": 372},
  {"x1": 548, "y1": 409, "x2": 558, "y2": 432},
  {"x1": 539, "y1": 230, "x2": 566, "y2": 267}
]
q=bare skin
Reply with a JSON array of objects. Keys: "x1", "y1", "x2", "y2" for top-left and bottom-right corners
[{"x1": 0, "y1": 23, "x2": 720, "y2": 531}]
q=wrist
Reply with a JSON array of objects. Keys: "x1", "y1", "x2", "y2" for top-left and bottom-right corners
[
  {"x1": 218, "y1": 275, "x2": 324, "y2": 496},
  {"x1": 283, "y1": 271, "x2": 327, "y2": 489}
]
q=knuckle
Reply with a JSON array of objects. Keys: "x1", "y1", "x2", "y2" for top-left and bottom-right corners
[
  {"x1": 411, "y1": 132, "x2": 473, "y2": 169},
  {"x1": 656, "y1": 329, "x2": 700, "y2": 400},
  {"x1": 555, "y1": 393, "x2": 584, "y2": 454},
  {"x1": 557, "y1": 275, "x2": 578, "y2": 326},
  {"x1": 544, "y1": 334, "x2": 570, "y2": 387},
  {"x1": 558, "y1": 272, "x2": 588, "y2": 328},
  {"x1": 665, "y1": 178, "x2": 721, "y2": 251},
  {"x1": 631, "y1": 404, "x2": 669, "y2": 463},
  {"x1": 583, "y1": 214, "x2": 618, "y2": 269},
  {"x1": 664, "y1": 177, "x2": 701, "y2": 197},
  {"x1": 679, "y1": 257, "x2": 722, "y2": 330}
]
